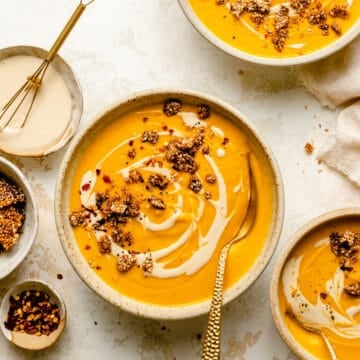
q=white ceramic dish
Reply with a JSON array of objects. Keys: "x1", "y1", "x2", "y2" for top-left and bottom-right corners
[
  {"x1": 270, "y1": 208, "x2": 360, "y2": 359},
  {"x1": 177, "y1": 0, "x2": 360, "y2": 66},
  {"x1": 0, "y1": 156, "x2": 38, "y2": 279},
  {"x1": 55, "y1": 89, "x2": 284, "y2": 320},
  {"x1": 0, "y1": 45, "x2": 83, "y2": 157},
  {"x1": 0, "y1": 279, "x2": 66, "y2": 350}
]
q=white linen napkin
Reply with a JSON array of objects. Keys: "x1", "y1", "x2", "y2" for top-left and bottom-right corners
[{"x1": 298, "y1": 36, "x2": 360, "y2": 185}]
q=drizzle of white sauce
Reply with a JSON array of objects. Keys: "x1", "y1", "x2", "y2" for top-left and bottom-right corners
[
  {"x1": 286, "y1": 43, "x2": 305, "y2": 49},
  {"x1": 240, "y1": 18, "x2": 265, "y2": 39},
  {"x1": 210, "y1": 126, "x2": 224, "y2": 138},
  {"x1": 315, "y1": 238, "x2": 329, "y2": 248},
  {"x1": 217, "y1": 148, "x2": 226, "y2": 158},
  {"x1": 179, "y1": 112, "x2": 207, "y2": 128},
  {"x1": 270, "y1": 3, "x2": 297, "y2": 15}
]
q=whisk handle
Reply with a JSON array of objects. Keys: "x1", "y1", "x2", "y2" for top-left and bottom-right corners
[{"x1": 46, "y1": 1, "x2": 92, "y2": 62}]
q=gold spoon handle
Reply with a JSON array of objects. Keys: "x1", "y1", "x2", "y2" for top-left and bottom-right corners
[
  {"x1": 201, "y1": 242, "x2": 232, "y2": 360},
  {"x1": 46, "y1": 0, "x2": 94, "y2": 62},
  {"x1": 320, "y1": 332, "x2": 338, "y2": 360}
]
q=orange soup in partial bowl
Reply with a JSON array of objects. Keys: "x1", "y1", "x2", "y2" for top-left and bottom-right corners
[
  {"x1": 271, "y1": 209, "x2": 360, "y2": 359},
  {"x1": 55, "y1": 90, "x2": 283, "y2": 319},
  {"x1": 178, "y1": 0, "x2": 360, "y2": 65}
]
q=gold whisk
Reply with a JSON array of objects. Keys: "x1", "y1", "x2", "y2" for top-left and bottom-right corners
[{"x1": 0, "y1": 0, "x2": 95, "y2": 131}]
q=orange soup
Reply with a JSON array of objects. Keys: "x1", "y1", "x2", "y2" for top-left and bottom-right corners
[
  {"x1": 188, "y1": 0, "x2": 360, "y2": 58},
  {"x1": 279, "y1": 218, "x2": 360, "y2": 359},
  {"x1": 69, "y1": 99, "x2": 274, "y2": 307}
]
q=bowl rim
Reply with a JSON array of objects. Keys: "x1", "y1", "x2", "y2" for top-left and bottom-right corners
[
  {"x1": 0, "y1": 278, "x2": 66, "y2": 350},
  {"x1": 270, "y1": 207, "x2": 360, "y2": 359},
  {"x1": 0, "y1": 156, "x2": 38, "y2": 279},
  {"x1": 177, "y1": 0, "x2": 360, "y2": 66},
  {"x1": 55, "y1": 88, "x2": 284, "y2": 319},
  {"x1": 0, "y1": 44, "x2": 83, "y2": 157}
]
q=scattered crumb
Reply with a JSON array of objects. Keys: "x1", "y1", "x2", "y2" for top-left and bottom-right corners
[{"x1": 304, "y1": 142, "x2": 314, "y2": 154}]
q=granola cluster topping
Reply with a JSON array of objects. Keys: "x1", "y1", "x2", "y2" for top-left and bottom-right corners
[
  {"x1": 148, "y1": 196, "x2": 166, "y2": 209},
  {"x1": 141, "y1": 131, "x2": 159, "y2": 144},
  {"x1": 188, "y1": 177, "x2": 203, "y2": 193},
  {"x1": 163, "y1": 99, "x2": 182, "y2": 116},
  {"x1": 330, "y1": 231, "x2": 360, "y2": 260},
  {"x1": 165, "y1": 128, "x2": 205, "y2": 174},
  {"x1": 197, "y1": 104, "x2": 211, "y2": 120},
  {"x1": 4, "y1": 290, "x2": 61, "y2": 336},
  {"x1": 117, "y1": 253, "x2": 137, "y2": 272},
  {"x1": 0, "y1": 177, "x2": 26, "y2": 252},
  {"x1": 148, "y1": 174, "x2": 169, "y2": 190},
  {"x1": 142, "y1": 255, "x2": 154, "y2": 273},
  {"x1": 329, "y1": 231, "x2": 360, "y2": 297},
  {"x1": 344, "y1": 282, "x2": 360, "y2": 297},
  {"x1": 221, "y1": 0, "x2": 349, "y2": 52}
]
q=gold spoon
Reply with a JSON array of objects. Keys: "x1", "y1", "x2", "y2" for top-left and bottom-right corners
[
  {"x1": 292, "y1": 314, "x2": 338, "y2": 360},
  {"x1": 201, "y1": 166, "x2": 257, "y2": 360}
]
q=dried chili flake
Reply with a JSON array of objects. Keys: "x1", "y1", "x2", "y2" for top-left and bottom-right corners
[
  {"x1": 102, "y1": 175, "x2": 112, "y2": 184},
  {"x1": 81, "y1": 183, "x2": 91, "y2": 191}
]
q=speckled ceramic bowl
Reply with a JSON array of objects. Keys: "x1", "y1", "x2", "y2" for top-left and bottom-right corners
[
  {"x1": 177, "y1": 0, "x2": 360, "y2": 66},
  {"x1": 0, "y1": 45, "x2": 83, "y2": 156},
  {"x1": 0, "y1": 156, "x2": 38, "y2": 279},
  {"x1": 55, "y1": 89, "x2": 284, "y2": 319},
  {"x1": 0, "y1": 279, "x2": 66, "y2": 350},
  {"x1": 270, "y1": 208, "x2": 360, "y2": 359}
]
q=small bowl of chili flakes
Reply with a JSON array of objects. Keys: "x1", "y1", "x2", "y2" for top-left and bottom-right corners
[
  {"x1": 0, "y1": 279, "x2": 66, "y2": 350},
  {"x1": 0, "y1": 156, "x2": 38, "y2": 279}
]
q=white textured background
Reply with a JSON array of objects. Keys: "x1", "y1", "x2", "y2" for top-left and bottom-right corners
[{"x1": 0, "y1": 1, "x2": 359, "y2": 359}]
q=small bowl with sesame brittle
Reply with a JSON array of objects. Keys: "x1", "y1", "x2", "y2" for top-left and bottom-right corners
[
  {"x1": 0, "y1": 279, "x2": 66, "y2": 350},
  {"x1": 55, "y1": 89, "x2": 284, "y2": 319},
  {"x1": 270, "y1": 208, "x2": 360, "y2": 359},
  {"x1": 178, "y1": 0, "x2": 360, "y2": 65},
  {"x1": 0, "y1": 156, "x2": 38, "y2": 279}
]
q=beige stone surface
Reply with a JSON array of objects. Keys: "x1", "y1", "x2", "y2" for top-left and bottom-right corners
[{"x1": 0, "y1": 1, "x2": 359, "y2": 359}]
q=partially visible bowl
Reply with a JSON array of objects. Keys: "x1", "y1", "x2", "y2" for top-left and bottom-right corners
[
  {"x1": 270, "y1": 208, "x2": 360, "y2": 359},
  {"x1": 0, "y1": 45, "x2": 83, "y2": 156},
  {"x1": 0, "y1": 156, "x2": 38, "y2": 279},
  {"x1": 177, "y1": 0, "x2": 360, "y2": 66},
  {"x1": 55, "y1": 89, "x2": 284, "y2": 319},
  {"x1": 0, "y1": 279, "x2": 66, "y2": 350}
]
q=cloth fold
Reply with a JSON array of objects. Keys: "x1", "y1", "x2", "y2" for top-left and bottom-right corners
[{"x1": 298, "y1": 36, "x2": 360, "y2": 186}]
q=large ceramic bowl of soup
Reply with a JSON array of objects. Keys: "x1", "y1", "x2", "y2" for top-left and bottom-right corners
[
  {"x1": 271, "y1": 208, "x2": 360, "y2": 359},
  {"x1": 177, "y1": 0, "x2": 360, "y2": 65},
  {"x1": 55, "y1": 89, "x2": 284, "y2": 319}
]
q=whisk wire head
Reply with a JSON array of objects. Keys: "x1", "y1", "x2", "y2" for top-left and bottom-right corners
[{"x1": 0, "y1": 60, "x2": 49, "y2": 131}]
